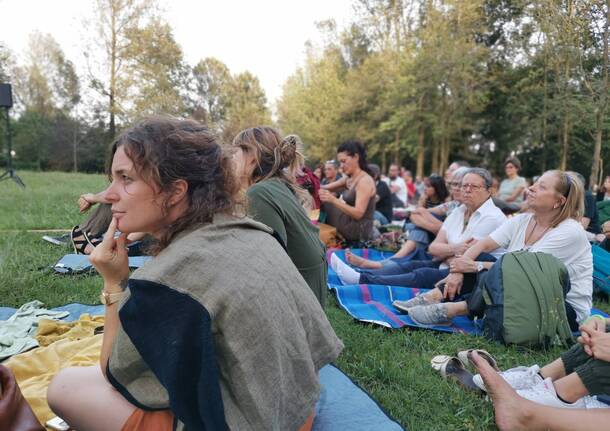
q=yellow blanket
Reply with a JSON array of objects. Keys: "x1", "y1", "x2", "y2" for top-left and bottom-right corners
[
  {"x1": 4, "y1": 317, "x2": 103, "y2": 424},
  {"x1": 36, "y1": 314, "x2": 104, "y2": 347}
]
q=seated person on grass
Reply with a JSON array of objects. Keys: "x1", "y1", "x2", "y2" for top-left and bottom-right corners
[
  {"x1": 493, "y1": 156, "x2": 527, "y2": 214},
  {"x1": 319, "y1": 140, "x2": 377, "y2": 242},
  {"x1": 471, "y1": 315, "x2": 610, "y2": 410},
  {"x1": 471, "y1": 318, "x2": 610, "y2": 431},
  {"x1": 231, "y1": 126, "x2": 327, "y2": 307},
  {"x1": 331, "y1": 168, "x2": 506, "y2": 289},
  {"x1": 417, "y1": 174, "x2": 449, "y2": 209},
  {"x1": 405, "y1": 170, "x2": 591, "y2": 330},
  {"x1": 368, "y1": 163, "x2": 393, "y2": 226},
  {"x1": 47, "y1": 117, "x2": 342, "y2": 431},
  {"x1": 72, "y1": 191, "x2": 146, "y2": 255},
  {"x1": 346, "y1": 166, "x2": 470, "y2": 270}
]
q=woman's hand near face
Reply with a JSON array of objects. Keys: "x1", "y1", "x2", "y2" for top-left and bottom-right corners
[{"x1": 89, "y1": 218, "x2": 130, "y2": 292}]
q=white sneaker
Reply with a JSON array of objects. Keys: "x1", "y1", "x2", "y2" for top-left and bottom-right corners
[
  {"x1": 584, "y1": 396, "x2": 610, "y2": 409},
  {"x1": 473, "y1": 364, "x2": 542, "y2": 392},
  {"x1": 516, "y1": 378, "x2": 586, "y2": 409},
  {"x1": 330, "y1": 253, "x2": 360, "y2": 285}
]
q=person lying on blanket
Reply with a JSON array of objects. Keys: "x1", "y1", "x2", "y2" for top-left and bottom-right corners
[
  {"x1": 470, "y1": 320, "x2": 610, "y2": 430},
  {"x1": 403, "y1": 170, "x2": 592, "y2": 329},
  {"x1": 346, "y1": 166, "x2": 470, "y2": 269},
  {"x1": 331, "y1": 168, "x2": 507, "y2": 291},
  {"x1": 47, "y1": 117, "x2": 343, "y2": 431}
]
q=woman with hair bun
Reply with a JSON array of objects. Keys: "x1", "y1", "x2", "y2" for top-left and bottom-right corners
[
  {"x1": 232, "y1": 126, "x2": 327, "y2": 306},
  {"x1": 319, "y1": 140, "x2": 377, "y2": 242},
  {"x1": 47, "y1": 118, "x2": 342, "y2": 431}
]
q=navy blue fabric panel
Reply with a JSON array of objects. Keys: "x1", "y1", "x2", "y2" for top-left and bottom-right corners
[{"x1": 120, "y1": 279, "x2": 228, "y2": 430}]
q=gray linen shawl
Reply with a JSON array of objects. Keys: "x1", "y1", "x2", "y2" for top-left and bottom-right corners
[{"x1": 107, "y1": 214, "x2": 343, "y2": 430}]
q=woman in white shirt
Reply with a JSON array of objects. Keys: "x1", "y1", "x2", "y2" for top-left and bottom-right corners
[
  {"x1": 331, "y1": 168, "x2": 506, "y2": 289},
  {"x1": 407, "y1": 170, "x2": 591, "y2": 329}
]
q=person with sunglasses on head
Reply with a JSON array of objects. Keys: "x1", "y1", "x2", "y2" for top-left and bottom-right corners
[
  {"x1": 406, "y1": 170, "x2": 592, "y2": 330},
  {"x1": 331, "y1": 169, "x2": 506, "y2": 290},
  {"x1": 321, "y1": 160, "x2": 342, "y2": 186}
]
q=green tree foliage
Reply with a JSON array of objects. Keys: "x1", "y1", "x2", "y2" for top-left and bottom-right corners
[
  {"x1": 191, "y1": 57, "x2": 232, "y2": 126},
  {"x1": 277, "y1": 43, "x2": 348, "y2": 161},
  {"x1": 278, "y1": 0, "x2": 610, "y2": 183},
  {"x1": 222, "y1": 71, "x2": 271, "y2": 143},
  {"x1": 124, "y1": 19, "x2": 188, "y2": 119},
  {"x1": 88, "y1": 0, "x2": 155, "y2": 137}
]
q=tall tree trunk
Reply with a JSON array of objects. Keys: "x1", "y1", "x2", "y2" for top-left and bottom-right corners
[
  {"x1": 73, "y1": 121, "x2": 78, "y2": 172},
  {"x1": 560, "y1": 118, "x2": 569, "y2": 170},
  {"x1": 381, "y1": 146, "x2": 387, "y2": 175},
  {"x1": 416, "y1": 122, "x2": 425, "y2": 178},
  {"x1": 394, "y1": 130, "x2": 401, "y2": 166},
  {"x1": 541, "y1": 47, "x2": 549, "y2": 173},
  {"x1": 431, "y1": 139, "x2": 439, "y2": 174},
  {"x1": 109, "y1": 0, "x2": 117, "y2": 139},
  {"x1": 590, "y1": 0, "x2": 610, "y2": 188},
  {"x1": 439, "y1": 136, "x2": 450, "y2": 175},
  {"x1": 559, "y1": 0, "x2": 574, "y2": 171}
]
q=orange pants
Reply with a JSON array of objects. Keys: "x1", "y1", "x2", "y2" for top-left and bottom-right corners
[{"x1": 122, "y1": 409, "x2": 315, "y2": 431}]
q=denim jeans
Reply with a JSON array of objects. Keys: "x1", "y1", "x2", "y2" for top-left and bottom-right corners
[
  {"x1": 358, "y1": 253, "x2": 497, "y2": 289},
  {"x1": 374, "y1": 211, "x2": 389, "y2": 226}
]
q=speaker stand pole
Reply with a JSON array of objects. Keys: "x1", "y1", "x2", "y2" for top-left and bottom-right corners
[{"x1": 0, "y1": 106, "x2": 25, "y2": 188}]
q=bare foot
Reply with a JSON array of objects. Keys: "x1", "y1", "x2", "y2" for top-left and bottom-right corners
[
  {"x1": 471, "y1": 352, "x2": 533, "y2": 431},
  {"x1": 345, "y1": 249, "x2": 383, "y2": 269}
]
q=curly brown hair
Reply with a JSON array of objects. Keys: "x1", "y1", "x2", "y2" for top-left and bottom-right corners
[{"x1": 108, "y1": 117, "x2": 239, "y2": 254}]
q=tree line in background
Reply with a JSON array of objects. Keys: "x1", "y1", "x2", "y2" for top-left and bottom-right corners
[
  {"x1": 0, "y1": 0, "x2": 609, "y2": 185},
  {"x1": 278, "y1": 0, "x2": 610, "y2": 185},
  {"x1": 0, "y1": 0, "x2": 270, "y2": 172}
]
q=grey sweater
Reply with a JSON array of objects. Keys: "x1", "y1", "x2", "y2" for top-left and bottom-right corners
[{"x1": 107, "y1": 214, "x2": 343, "y2": 430}]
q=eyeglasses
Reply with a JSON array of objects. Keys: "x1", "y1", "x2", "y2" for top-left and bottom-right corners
[
  {"x1": 461, "y1": 183, "x2": 485, "y2": 191},
  {"x1": 450, "y1": 182, "x2": 461, "y2": 187}
]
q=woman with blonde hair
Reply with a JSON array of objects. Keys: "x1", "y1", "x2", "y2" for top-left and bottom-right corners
[
  {"x1": 232, "y1": 126, "x2": 327, "y2": 306},
  {"x1": 406, "y1": 170, "x2": 592, "y2": 329}
]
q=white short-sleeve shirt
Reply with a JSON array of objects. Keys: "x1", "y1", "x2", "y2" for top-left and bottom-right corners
[
  {"x1": 383, "y1": 177, "x2": 407, "y2": 206},
  {"x1": 437, "y1": 198, "x2": 507, "y2": 268},
  {"x1": 490, "y1": 213, "x2": 592, "y2": 323}
]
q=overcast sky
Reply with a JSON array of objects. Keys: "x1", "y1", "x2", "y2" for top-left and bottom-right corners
[{"x1": 0, "y1": 0, "x2": 355, "y2": 108}]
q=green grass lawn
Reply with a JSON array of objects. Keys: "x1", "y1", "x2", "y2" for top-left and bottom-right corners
[{"x1": 1, "y1": 171, "x2": 609, "y2": 430}]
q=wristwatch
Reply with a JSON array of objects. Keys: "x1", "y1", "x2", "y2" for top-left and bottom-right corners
[
  {"x1": 476, "y1": 262, "x2": 485, "y2": 272},
  {"x1": 100, "y1": 290, "x2": 126, "y2": 306}
]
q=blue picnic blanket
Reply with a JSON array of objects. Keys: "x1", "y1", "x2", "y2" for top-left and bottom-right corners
[
  {"x1": 329, "y1": 283, "x2": 609, "y2": 333},
  {"x1": 315, "y1": 365, "x2": 404, "y2": 431},
  {"x1": 0, "y1": 303, "x2": 405, "y2": 430},
  {"x1": 53, "y1": 254, "x2": 152, "y2": 274},
  {"x1": 0, "y1": 303, "x2": 104, "y2": 322},
  {"x1": 327, "y1": 248, "x2": 421, "y2": 286}
]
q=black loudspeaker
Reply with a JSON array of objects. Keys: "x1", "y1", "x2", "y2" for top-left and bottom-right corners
[{"x1": 0, "y1": 84, "x2": 13, "y2": 108}]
